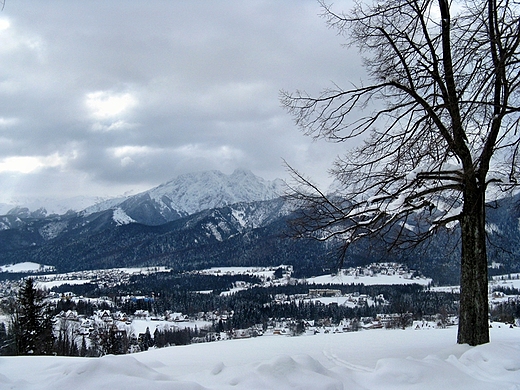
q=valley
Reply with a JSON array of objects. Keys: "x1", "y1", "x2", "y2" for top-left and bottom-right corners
[{"x1": 0, "y1": 170, "x2": 519, "y2": 358}]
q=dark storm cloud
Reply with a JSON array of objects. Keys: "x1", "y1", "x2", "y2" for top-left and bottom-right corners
[{"x1": 0, "y1": 0, "x2": 360, "y2": 201}]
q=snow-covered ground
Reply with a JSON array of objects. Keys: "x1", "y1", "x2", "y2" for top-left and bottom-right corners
[
  {"x1": 0, "y1": 263, "x2": 432, "y2": 293},
  {"x1": 193, "y1": 264, "x2": 432, "y2": 293},
  {"x1": 431, "y1": 273, "x2": 520, "y2": 295},
  {"x1": 1, "y1": 325, "x2": 519, "y2": 389},
  {"x1": 0, "y1": 262, "x2": 55, "y2": 273},
  {"x1": 490, "y1": 273, "x2": 520, "y2": 290},
  {"x1": 37, "y1": 279, "x2": 92, "y2": 289},
  {"x1": 196, "y1": 266, "x2": 289, "y2": 280},
  {"x1": 305, "y1": 273, "x2": 431, "y2": 286}
]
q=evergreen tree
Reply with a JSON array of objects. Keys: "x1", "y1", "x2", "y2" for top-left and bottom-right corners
[
  {"x1": 11, "y1": 278, "x2": 54, "y2": 355},
  {"x1": 79, "y1": 336, "x2": 88, "y2": 357},
  {"x1": 0, "y1": 321, "x2": 9, "y2": 355},
  {"x1": 140, "y1": 327, "x2": 152, "y2": 351}
]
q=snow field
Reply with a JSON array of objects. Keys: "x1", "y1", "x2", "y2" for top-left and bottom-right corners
[
  {"x1": 0, "y1": 262, "x2": 55, "y2": 273},
  {"x1": 305, "y1": 273, "x2": 431, "y2": 286},
  {"x1": 1, "y1": 325, "x2": 519, "y2": 389}
]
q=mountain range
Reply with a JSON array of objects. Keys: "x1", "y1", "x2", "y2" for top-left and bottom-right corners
[
  {"x1": 0, "y1": 169, "x2": 519, "y2": 285},
  {"x1": 82, "y1": 169, "x2": 286, "y2": 225},
  {"x1": 1, "y1": 169, "x2": 285, "y2": 224}
]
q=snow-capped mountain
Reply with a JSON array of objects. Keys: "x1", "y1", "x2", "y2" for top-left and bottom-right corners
[
  {"x1": 0, "y1": 196, "x2": 115, "y2": 218},
  {"x1": 83, "y1": 169, "x2": 286, "y2": 225},
  {"x1": 0, "y1": 169, "x2": 286, "y2": 226},
  {"x1": 147, "y1": 169, "x2": 285, "y2": 215}
]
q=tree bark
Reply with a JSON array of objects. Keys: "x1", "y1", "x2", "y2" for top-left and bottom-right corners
[{"x1": 457, "y1": 185, "x2": 489, "y2": 346}]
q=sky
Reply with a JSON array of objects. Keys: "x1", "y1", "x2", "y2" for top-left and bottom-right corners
[{"x1": 0, "y1": 0, "x2": 362, "y2": 204}]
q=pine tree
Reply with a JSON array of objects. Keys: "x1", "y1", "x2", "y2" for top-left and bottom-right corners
[
  {"x1": 140, "y1": 327, "x2": 152, "y2": 351},
  {"x1": 0, "y1": 321, "x2": 9, "y2": 355},
  {"x1": 79, "y1": 336, "x2": 88, "y2": 357},
  {"x1": 11, "y1": 278, "x2": 54, "y2": 355}
]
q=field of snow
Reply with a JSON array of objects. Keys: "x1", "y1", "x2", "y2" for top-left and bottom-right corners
[
  {"x1": 491, "y1": 273, "x2": 520, "y2": 290},
  {"x1": 195, "y1": 266, "x2": 288, "y2": 280},
  {"x1": 305, "y1": 273, "x2": 431, "y2": 286},
  {"x1": 36, "y1": 279, "x2": 92, "y2": 289},
  {"x1": 1, "y1": 325, "x2": 519, "y2": 389},
  {"x1": 194, "y1": 265, "x2": 433, "y2": 289},
  {"x1": 0, "y1": 262, "x2": 55, "y2": 273}
]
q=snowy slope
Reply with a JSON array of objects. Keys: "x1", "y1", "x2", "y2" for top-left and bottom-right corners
[
  {"x1": 82, "y1": 169, "x2": 286, "y2": 225},
  {"x1": 0, "y1": 262, "x2": 55, "y2": 273},
  {"x1": 305, "y1": 273, "x2": 432, "y2": 286},
  {"x1": 146, "y1": 169, "x2": 285, "y2": 215},
  {"x1": 1, "y1": 325, "x2": 519, "y2": 389},
  {"x1": 112, "y1": 207, "x2": 136, "y2": 226}
]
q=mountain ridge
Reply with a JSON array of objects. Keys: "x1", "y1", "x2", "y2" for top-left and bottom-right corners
[
  {"x1": 1, "y1": 169, "x2": 286, "y2": 225},
  {"x1": 83, "y1": 169, "x2": 286, "y2": 226}
]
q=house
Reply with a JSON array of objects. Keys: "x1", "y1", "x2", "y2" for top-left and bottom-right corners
[
  {"x1": 170, "y1": 313, "x2": 188, "y2": 322},
  {"x1": 79, "y1": 319, "x2": 94, "y2": 335},
  {"x1": 308, "y1": 289, "x2": 341, "y2": 298},
  {"x1": 134, "y1": 310, "x2": 149, "y2": 318},
  {"x1": 113, "y1": 311, "x2": 128, "y2": 322},
  {"x1": 95, "y1": 309, "x2": 113, "y2": 323}
]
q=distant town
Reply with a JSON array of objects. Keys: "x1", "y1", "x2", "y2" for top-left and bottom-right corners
[{"x1": 1, "y1": 262, "x2": 519, "y2": 356}]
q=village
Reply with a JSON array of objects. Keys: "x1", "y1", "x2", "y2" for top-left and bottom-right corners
[
  {"x1": 1, "y1": 262, "x2": 519, "y2": 356},
  {"x1": 45, "y1": 282, "x2": 461, "y2": 357}
]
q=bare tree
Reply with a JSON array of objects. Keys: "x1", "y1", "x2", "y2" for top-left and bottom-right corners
[{"x1": 281, "y1": 0, "x2": 520, "y2": 346}]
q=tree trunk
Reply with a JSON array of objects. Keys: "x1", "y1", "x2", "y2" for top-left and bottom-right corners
[{"x1": 457, "y1": 186, "x2": 489, "y2": 345}]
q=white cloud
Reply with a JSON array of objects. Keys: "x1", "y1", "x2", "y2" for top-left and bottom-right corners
[
  {"x1": 86, "y1": 91, "x2": 137, "y2": 120},
  {"x1": 174, "y1": 144, "x2": 245, "y2": 161},
  {"x1": 0, "y1": 17, "x2": 45, "y2": 59},
  {"x1": 110, "y1": 145, "x2": 156, "y2": 167},
  {"x1": 120, "y1": 156, "x2": 134, "y2": 167},
  {"x1": 0, "y1": 117, "x2": 18, "y2": 127},
  {"x1": 0, "y1": 0, "x2": 359, "y2": 200},
  {"x1": 91, "y1": 120, "x2": 136, "y2": 133},
  {"x1": 0, "y1": 153, "x2": 66, "y2": 174},
  {"x1": 111, "y1": 145, "x2": 154, "y2": 158}
]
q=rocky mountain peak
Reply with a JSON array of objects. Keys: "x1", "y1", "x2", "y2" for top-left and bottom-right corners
[{"x1": 85, "y1": 169, "x2": 286, "y2": 225}]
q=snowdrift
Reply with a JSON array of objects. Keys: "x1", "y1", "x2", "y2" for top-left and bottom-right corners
[{"x1": 1, "y1": 325, "x2": 519, "y2": 389}]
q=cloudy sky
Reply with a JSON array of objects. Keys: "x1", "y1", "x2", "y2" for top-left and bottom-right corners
[{"x1": 0, "y1": 0, "x2": 361, "y2": 204}]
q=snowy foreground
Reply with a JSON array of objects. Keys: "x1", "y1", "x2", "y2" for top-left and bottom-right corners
[{"x1": 2, "y1": 326, "x2": 520, "y2": 389}]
